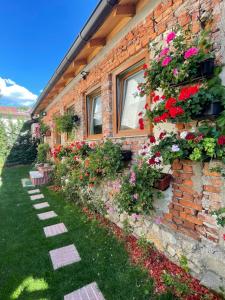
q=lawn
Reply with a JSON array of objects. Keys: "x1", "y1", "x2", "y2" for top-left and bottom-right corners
[{"x1": 0, "y1": 165, "x2": 172, "y2": 300}]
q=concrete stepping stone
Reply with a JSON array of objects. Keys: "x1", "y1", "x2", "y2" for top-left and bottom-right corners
[
  {"x1": 28, "y1": 189, "x2": 40, "y2": 195},
  {"x1": 33, "y1": 202, "x2": 50, "y2": 210},
  {"x1": 21, "y1": 178, "x2": 34, "y2": 188},
  {"x1": 64, "y1": 282, "x2": 105, "y2": 300},
  {"x1": 30, "y1": 194, "x2": 44, "y2": 201},
  {"x1": 49, "y1": 244, "x2": 81, "y2": 270},
  {"x1": 43, "y1": 223, "x2": 68, "y2": 237},
  {"x1": 37, "y1": 211, "x2": 57, "y2": 220}
]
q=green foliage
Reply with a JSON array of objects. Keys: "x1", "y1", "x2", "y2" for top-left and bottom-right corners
[
  {"x1": 39, "y1": 120, "x2": 50, "y2": 135},
  {"x1": 211, "y1": 207, "x2": 225, "y2": 227},
  {"x1": 87, "y1": 140, "x2": 123, "y2": 182},
  {"x1": 162, "y1": 272, "x2": 190, "y2": 296},
  {"x1": 179, "y1": 255, "x2": 189, "y2": 273},
  {"x1": 37, "y1": 143, "x2": 50, "y2": 163},
  {"x1": 54, "y1": 113, "x2": 78, "y2": 133},
  {"x1": 122, "y1": 219, "x2": 133, "y2": 236},
  {"x1": 116, "y1": 162, "x2": 161, "y2": 215},
  {"x1": 0, "y1": 120, "x2": 8, "y2": 161}
]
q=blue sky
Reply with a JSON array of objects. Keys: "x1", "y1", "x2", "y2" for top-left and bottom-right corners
[{"x1": 0, "y1": 0, "x2": 99, "y2": 107}]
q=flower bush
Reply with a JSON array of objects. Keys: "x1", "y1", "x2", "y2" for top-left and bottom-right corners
[
  {"x1": 37, "y1": 143, "x2": 50, "y2": 163},
  {"x1": 115, "y1": 161, "x2": 162, "y2": 215},
  {"x1": 139, "y1": 27, "x2": 214, "y2": 95},
  {"x1": 54, "y1": 112, "x2": 80, "y2": 133}
]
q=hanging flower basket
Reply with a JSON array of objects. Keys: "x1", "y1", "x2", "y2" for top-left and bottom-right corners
[
  {"x1": 45, "y1": 129, "x2": 51, "y2": 137},
  {"x1": 198, "y1": 57, "x2": 215, "y2": 77},
  {"x1": 121, "y1": 150, "x2": 133, "y2": 161},
  {"x1": 154, "y1": 173, "x2": 172, "y2": 191},
  {"x1": 195, "y1": 101, "x2": 223, "y2": 120}
]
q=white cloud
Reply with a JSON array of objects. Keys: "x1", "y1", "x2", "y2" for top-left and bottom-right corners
[{"x1": 0, "y1": 77, "x2": 38, "y2": 107}]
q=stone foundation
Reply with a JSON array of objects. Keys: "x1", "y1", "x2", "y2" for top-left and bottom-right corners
[{"x1": 93, "y1": 160, "x2": 225, "y2": 293}]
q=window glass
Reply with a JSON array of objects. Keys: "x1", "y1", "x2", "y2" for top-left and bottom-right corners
[
  {"x1": 88, "y1": 92, "x2": 102, "y2": 135},
  {"x1": 119, "y1": 69, "x2": 146, "y2": 130}
]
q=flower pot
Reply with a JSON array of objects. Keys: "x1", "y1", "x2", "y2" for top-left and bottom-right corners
[
  {"x1": 72, "y1": 115, "x2": 80, "y2": 126},
  {"x1": 154, "y1": 173, "x2": 172, "y2": 191},
  {"x1": 195, "y1": 102, "x2": 223, "y2": 120},
  {"x1": 121, "y1": 150, "x2": 133, "y2": 161},
  {"x1": 198, "y1": 58, "x2": 215, "y2": 77},
  {"x1": 45, "y1": 129, "x2": 51, "y2": 137}
]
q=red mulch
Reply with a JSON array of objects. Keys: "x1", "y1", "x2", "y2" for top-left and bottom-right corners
[{"x1": 82, "y1": 207, "x2": 221, "y2": 300}]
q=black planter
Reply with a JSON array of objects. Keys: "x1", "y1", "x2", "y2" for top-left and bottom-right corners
[
  {"x1": 198, "y1": 58, "x2": 215, "y2": 77},
  {"x1": 72, "y1": 115, "x2": 80, "y2": 126},
  {"x1": 195, "y1": 102, "x2": 223, "y2": 120},
  {"x1": 121, "y1": 150, "x2": 133, "y2": 162}
]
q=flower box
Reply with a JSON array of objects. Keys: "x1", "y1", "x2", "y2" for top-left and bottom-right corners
[
  {"x1": 196, "y1": 102, "x2": 223, "y2": 120},
  {"x1": 198, "y1": 57, "x2": 215, "y2": 77},
  {"x1": 154, "y1": 173, "x2": 172, "y2": 191},
  {"x1": 121, "y1": 150, "x2": 133, "y2": 161}
]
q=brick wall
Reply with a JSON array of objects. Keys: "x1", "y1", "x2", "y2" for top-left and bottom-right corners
[{"x1": 44, "y1": 0, "x2": 223, "y2": 154}]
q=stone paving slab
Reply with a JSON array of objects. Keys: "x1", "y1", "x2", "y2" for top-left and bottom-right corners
[
  {"x1": 33, "y1": 202, "x2": 50, "y2": 210},
  {"x1": 21, "y1": 178, "x2": 34, "y2": 188},
  {"x1": 64, "y1": 282, "x2": 105, "y2": 300},
  {"x1": 28, "y1": 189, "x2": 40, "y2": 195},
  {"x1": 30, "y1": 194, "x2": 44, "y2": 201},
  {"x1": 44, "y1": 223, "x2": 68, "y2": 237},
  {"x1": 49, "y1": 244, "x2": 81, "y2": 270},
  {"x1": 37, "y1": 211, "x2": 57, "y2": 220}
]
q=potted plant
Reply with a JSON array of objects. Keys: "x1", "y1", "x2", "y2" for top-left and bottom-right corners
[
  {"x1": 121, "y1": 150, "x2": 133, "y2": 161},
  {"x1": 54, "y1": 112, "x2": 80, "y2": 133},
  {"x1": 39, "y1": 121, "x2": 50, "y2": 136},
  {"x1": 154, "y1": 173, "x2": 172, "y2": 191}
]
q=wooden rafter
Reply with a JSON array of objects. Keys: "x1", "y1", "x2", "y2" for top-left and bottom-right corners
[
  {"x1": 88, "y1": 38, "x2": 106, "y2": 48},
  {"x1": 113, "y1": 4, "x2": 136, "y2": 17}
]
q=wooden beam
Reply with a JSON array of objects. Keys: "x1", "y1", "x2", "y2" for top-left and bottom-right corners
[
  {"x1": 88, "y1": 38, "x2": 106, "y2": 48},
  {"x1": 63, "y1": 71, "x2": 76, "y2": 80},
  {"x1": 73, "y1": 58, "x2": 87, "y2": 67},
  {"x1": 113, "y1": 4, "x2": 136, "y2": 17}
]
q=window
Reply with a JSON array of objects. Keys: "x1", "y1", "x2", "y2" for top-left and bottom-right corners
[
  {"x1": 117, "y1": 62, "x2": 146, "y2": 133},
  {"x1": 86, "y1": 89, "x2": 102, "y2": 137}
]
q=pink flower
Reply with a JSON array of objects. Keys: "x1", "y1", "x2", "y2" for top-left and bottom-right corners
[
  {"x1": 184, "y1": 47, "x2": 199, "y2": 59},
  {"x1": 162, "y1": 56, "x2": 172, "y2": 67},
  {"x1": 129, "y1": 171, "x2": 136, "y2": 186},
  {"x1": 133, "y1": 194, "x2": 139, "y2": 200},
  {"x1": 131, "y1": 213, "x2": 140, "y2": 221},
  {"x1": 166, "y1": 32, "x2": 176, "y2": 43},
  {"x1": 173, "y1": 68, "x2": 179, "y2": 76},
  {"x1": 159, "y1": 47, "x2": 169, "y2": 57},
  {"x1": 223, "y1": 234, "x2": 225, "y2": 241},
  {"x1": 155, "y1": 216, "x2": 162, "y2": 224}
]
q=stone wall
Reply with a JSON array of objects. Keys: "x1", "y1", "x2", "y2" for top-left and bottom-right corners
[{"x1": 93, "y1": 160, "x2": 225, "y2": 292}]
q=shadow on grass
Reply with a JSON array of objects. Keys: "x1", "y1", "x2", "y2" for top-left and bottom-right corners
[{"x1": 0, "y1": 165, "x2": 175, "y2": 300}]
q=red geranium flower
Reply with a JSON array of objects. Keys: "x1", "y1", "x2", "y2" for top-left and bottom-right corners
[
  {"x1": 153, "y1": 95, "x2": 160, "y2": 102},
  {"x1": 143, "y1": 64, "x2": 148, "y2": 70},
  {"x1": 138, "y1": 112, "x2": 143, "y2": 116},
  {"x1": 223, "y1": 234, "x2": 225, "y2": 241},
  {"x1": 169, "y1": 106, "x2": 184, "y2": 118},
  {"x1": 165, "y1": 97, "x2": 176, "y2": 110},
  {"x1": 159, "y1": 132, "x2": 166, "y2": 139},
  {"x1": 218, "y1": 135, "x2": 225, "y2": 145},
  {"x1": 178, "y1": 85, "x2": 200, "y2": 101},
  {"x1": 149, "y1": 135, "x2": 156, "y2": 143},
  {"x1": 154, "y1": 112, "x2": 169, "y2": 123},
  {"x1": 139, "y1": 118, "x2": 145, "y2": 130},
  {"x1": 144, "y1": 103, "x2": 149, "y2": 110},
  {"x1": 155, "y1": 151, "x2": 161, "y2": 157},
  {"x1": 185, "y1": 133, "x2": 195, "y2": 140}
]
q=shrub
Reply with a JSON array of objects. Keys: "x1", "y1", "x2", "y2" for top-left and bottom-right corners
[{"x1": 37, "y1": 143, "x2": 50, "y2": 163}]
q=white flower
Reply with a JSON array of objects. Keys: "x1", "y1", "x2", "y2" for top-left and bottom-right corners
[
  {"x1": 171, "y1": 145, "x2": 180, "y2": 152},
  {"x1": 180, "y1": 131, "x2": 188, "y2": 139}
]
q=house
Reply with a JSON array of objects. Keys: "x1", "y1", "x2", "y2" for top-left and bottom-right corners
[{"x1": 32, "y1": 0, "x2": 225, "y2": 292}]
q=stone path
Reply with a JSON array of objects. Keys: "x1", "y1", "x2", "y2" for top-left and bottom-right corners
[
  {"x1": 43, "y1": 223, "x2": 68, "y2": 237},
  {"x1": 28, "y1": 189, "x2": 40, "y2": 194},
  {"x1": 64, "y1": 282, "x2": 105, "y2": 300},
  {"x1": 37, "y1": 211, "x2": 57, "y2": 220},
  {"x1": 49, "y1": 244, "x2": 81, "y2": 270},
  {"x1": 23, "y1": 179, "x2": 106, "y2": 299},
  {"x1": 30, "y1": 194, "x2": 44, "y2": 201},
  {"x1": 33, "y1": 202, "x2": 50, "y2": 210}
]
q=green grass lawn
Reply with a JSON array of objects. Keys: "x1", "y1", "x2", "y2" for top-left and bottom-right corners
[{"x1": 0, "y1": 165, "x2": 173, "y2": 300}]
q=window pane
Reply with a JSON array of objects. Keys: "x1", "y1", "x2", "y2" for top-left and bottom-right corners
[
  {"x1": 120, "y1": 70, "x2": 146, "y2": 130},
  {"x1": 90, "y1": 95, "x2": 102, "y2": 135}
]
